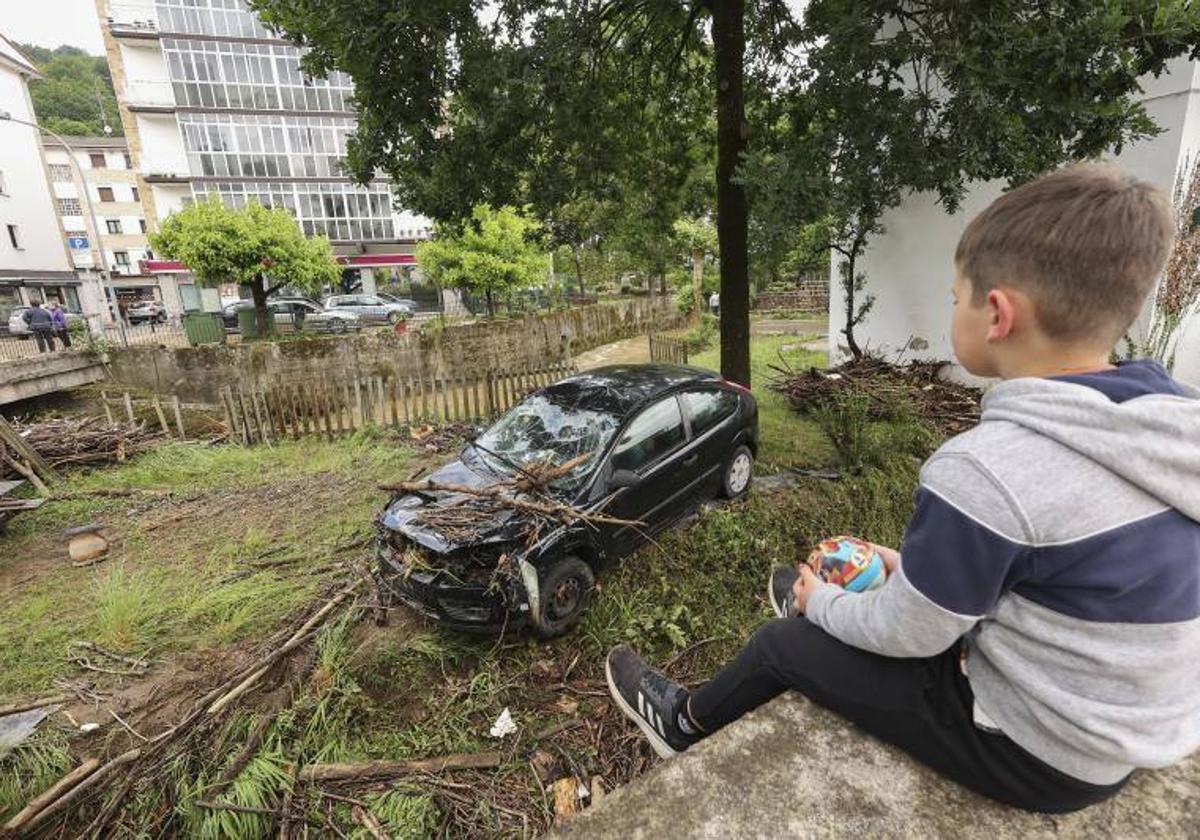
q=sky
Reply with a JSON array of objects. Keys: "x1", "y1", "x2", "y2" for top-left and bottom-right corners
[{"x1": 4, "y1": 0, "x2": 106, "y2": 54}]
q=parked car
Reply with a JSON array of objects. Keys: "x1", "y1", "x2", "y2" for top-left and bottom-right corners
[
  {"x1": 126, "y1": 300, "x2": 167, "y2": 325},
  {"x1": 377, "y1": 292, "x2": 420, "y2": 311},
  {"x1": 220, "y1": 300, "x2": 253, "y2": 330},
  {"x1": 323, "y1": 294, "x2": 412, "y2": 324},
  {"x1": 6, "y1": 306, "x2": 84, "y2": 336},
  {"x1": 306, "y1": 308, "x2": 363, "y2": 333},
  {"x1": 375, "y1": 364, "x2": 758, "y2": 637}
]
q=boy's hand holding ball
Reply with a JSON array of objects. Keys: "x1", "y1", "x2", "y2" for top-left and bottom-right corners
[{"x1": 792, "y1": 537, "x2": 896, "y2": 614}]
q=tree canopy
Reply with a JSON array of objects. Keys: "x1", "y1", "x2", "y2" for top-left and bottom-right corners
[
  {"x1": 252, "y1": 0, "x2": 1200, "y2": 377},
  {"x1": 19, "y1": 44, "x2": 123, "y2": 138},
  {"x1": 417, "y1": 204, "x2": 549, "y2": 317},
  {"x1": 151, "y1": 198, "x2": 340, "y2": 334}
]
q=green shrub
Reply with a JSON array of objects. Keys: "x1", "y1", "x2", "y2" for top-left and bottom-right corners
[{"x1": 681, "y1": 314, "x2": 718, "y2": 352}]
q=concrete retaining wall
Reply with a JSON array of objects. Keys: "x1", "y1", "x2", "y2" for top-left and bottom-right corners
[
  {"x1": 107, "y1": 298, "x2": 682, "y2": 401},
  {"x1": 0, "y1": 352, "x2": 107, "y2": 407},
  {"x1": 559, "y1": 693, "x2": 1199, "y2": 838}
]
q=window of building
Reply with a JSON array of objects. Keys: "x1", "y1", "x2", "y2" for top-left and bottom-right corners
[
  {"x1": 139, "y1": 219, "x2": 147, "y2": 234},
  {"x1": 123, "y1": 153, "x2": 132, "y2": 169},
  {"x1": 98, "y1": 187, "x2": 115, "y2": 202},
  {"x1": 131, "y1": 187, "x2": 140, "y2": 202},
  {"x1": 114, "y1": 251, "x2": 130, "y2": 266},
  {"x1": 89, "y1": 152, "x2": 107, "y2": 168},
  {"x1": 56, "y1": 198, "x2": 82, "y2": 215},
  {"x1": 48, "y1": 164, "x2": 72, "y2": 182},
  {"x1": 106, "y1": 219, "x2": 122, "y2": 234},
  {"x1": 6, "y1": 225, "x2": 21, "y2": 249}
]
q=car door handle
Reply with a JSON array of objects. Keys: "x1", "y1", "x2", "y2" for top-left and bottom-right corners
[{"x1": 682, "y1": 454, "x2": 699, "y2": 467}]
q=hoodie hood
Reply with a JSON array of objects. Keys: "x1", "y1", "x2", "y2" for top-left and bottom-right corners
[{"x1": 981, "y1": 369, "x2": 1200, "y2": 521}]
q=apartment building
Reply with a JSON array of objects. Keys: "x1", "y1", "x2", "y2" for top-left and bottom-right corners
[
  {"x1": 0, "y1": 35, "x2": 88, "y2": 329},
  {"x1": 39, "y1": 134, "x2": 194, "y2": 314},
  {"x1": 95, "y1": 0, "x2": 432, "y2": 301}
]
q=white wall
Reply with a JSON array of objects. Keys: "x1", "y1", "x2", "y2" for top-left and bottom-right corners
[
  {"x1": 136, "y1": 113, "x2": 188, "y2": 178},
  {"x1": 832, "y1": 57, "x2": 1200, "y2": 387},
  {"x1": 0, "y1": 64, "x2": 71, "y2": 274}
]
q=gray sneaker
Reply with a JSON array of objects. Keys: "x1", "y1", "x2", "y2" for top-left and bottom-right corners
[{"x1": 768, "y1": 566, "x2": 801, "y2": 618}]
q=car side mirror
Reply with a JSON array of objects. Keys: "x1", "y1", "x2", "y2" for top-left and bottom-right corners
[{"x1": 609, "y1": 469, "x2": 640, "y2": 489}]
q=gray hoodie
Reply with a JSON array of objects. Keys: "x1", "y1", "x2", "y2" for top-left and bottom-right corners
[{"x1": 806, "y1": 360, "x2": 1200, "y2": 785}]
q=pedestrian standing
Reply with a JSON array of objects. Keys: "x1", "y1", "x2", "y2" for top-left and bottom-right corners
[
  {"x1": 48, "y1": 301, "x2": 71, "y2": 348},
  {"x1": 21, "y1": 301, "x2": 56, "y2": 353}
]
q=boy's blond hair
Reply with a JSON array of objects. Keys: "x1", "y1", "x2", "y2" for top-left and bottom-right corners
[{"x1": 955, "y1": 163, "x2": 1174, "y2": 343}]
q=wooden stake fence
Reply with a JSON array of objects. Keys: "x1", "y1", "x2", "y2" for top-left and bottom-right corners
[{"x1": 649, "y1": 332, "x2": 689, "y2": 365}]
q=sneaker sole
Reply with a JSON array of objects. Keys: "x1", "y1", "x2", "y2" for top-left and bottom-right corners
[
  {"x1": 604, "y1": 655, "x2": 679, "y2": 760},
  {"x1": 768, "y1": 573, "x2": 788, "y2": 619}
]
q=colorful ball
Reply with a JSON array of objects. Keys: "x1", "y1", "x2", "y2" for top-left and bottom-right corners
[{"x1": 805, "y1": 536, "x2": 887, "y2": 592}]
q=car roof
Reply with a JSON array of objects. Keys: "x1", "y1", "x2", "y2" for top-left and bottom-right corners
[{"x1": 541, "y1": 364, "x2": 722, "y2": 417}]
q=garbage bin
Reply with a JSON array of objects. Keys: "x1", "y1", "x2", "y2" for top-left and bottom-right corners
[
  {"x1": 237, "y1": 307, "x2": 276, "y2": 339},
  {"x1": 181, "y1": 312, "x2": 226, "y2": 346}
]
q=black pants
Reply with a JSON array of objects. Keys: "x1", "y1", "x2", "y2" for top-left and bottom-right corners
[
  {"x1": 32, "y1": 329, "x2": 55, "y2": 353},
  {"x1": 57, "y1": 328, "x2": 71, "y2": 348},
  {"x1": 688, "y1": 617, "x2": 1127, "y2": 813}
]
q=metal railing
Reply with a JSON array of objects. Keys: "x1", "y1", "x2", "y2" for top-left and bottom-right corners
[{"x1": 125, "y1": 80, "x2": 176, "y2": 107}]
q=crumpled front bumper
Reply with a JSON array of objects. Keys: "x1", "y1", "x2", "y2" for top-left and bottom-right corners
[{"x1": 375, "y1": 533, "x2": 529, "y2": 633}]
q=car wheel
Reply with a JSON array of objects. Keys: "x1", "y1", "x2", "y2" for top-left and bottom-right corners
[
  {"x1": 532, "y1": 556, "x2": 595, "y2": 639},
  {"x1": 387, "y1": 310, "x2": 402, "y2": 325},
  {"x1": 722, "y1": 444, "x2": 754, "y2": 499}
]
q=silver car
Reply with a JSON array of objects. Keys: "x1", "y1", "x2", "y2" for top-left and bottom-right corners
[
  {"x1": 6, "y1": 306, "x2": 83, "y2": 336},
  {"x1": 323, "y1": 294, "x2": 412, "y2": 324}
]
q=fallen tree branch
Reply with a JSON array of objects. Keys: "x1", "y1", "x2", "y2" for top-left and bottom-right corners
[
  {"x1": 0, "y1": 693, "x2": 69, "y2": 717},
  {"x1": 22, "y1": 748, "x2": 142, "y2": 834},
  {"x1": 351, "y1": 804, "x2": 392, "y2": 840},
  {"x1": 1, "y1": 757, "x2": 100, "y2": 833},
  {"x1": 296, "y1": 751, "x2": 503, "y2": 782}
]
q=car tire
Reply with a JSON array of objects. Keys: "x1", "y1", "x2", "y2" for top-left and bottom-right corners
[
  {"x1": 532, "y1": 556, "x2": 595, "y2": 639},
  {"x1": 722, "y1": 444, "x2": 754, "y2": 499},
  {"x1": 387, "y1": 311, "x2": 402, "y2": 325}
]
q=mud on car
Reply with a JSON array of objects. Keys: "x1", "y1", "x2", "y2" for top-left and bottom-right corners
[{"x1": 375, "y1": 364, "x2": 758, "y2": 638}]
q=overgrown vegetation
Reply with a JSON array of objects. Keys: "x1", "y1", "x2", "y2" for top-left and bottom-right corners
[{"x1": 1, "y1": 348, "x2": 941, "y2": 833}]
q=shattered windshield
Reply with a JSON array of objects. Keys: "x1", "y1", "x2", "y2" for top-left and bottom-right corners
[{"x1": 471, "y1": 395, "x2": 620, "y2": 488}]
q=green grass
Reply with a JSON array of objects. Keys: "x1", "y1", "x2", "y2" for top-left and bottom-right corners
[
  {"x1": 690, "y1": 334, "x2": 834, "y2": 472},
  {"x1": 0, "y1": 437, "x2": 415, "y2": 699}
]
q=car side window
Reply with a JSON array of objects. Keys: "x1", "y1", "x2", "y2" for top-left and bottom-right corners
[
  {"x1": 681, "y1": 389, "x2": 739, "y2": 437},
  {"x1": 609, "y1": 396, "x2": 685, "y2": 474}
]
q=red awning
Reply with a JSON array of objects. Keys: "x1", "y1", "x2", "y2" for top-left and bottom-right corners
[{"x1": 140, "y1": 253, "x2": 417, "y2": 274}]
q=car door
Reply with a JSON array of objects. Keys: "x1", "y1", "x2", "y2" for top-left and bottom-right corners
[
  {"x1": 597, "y1": 395, "x2": 695, "y2": 559},
  {"x1": 679, "y1": 388, "x2": 742, "y2": 498},
  {"x1": 362, "y1": 295, "x2": 388, "y2": 322}
]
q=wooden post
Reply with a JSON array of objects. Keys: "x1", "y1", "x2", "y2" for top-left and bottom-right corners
[
  {"x1": 375, "y1": 376, "x2": 387, "y2": 426},
  {"x1": 252, "y1": 390, "x2": 270, "y2": 445},
  {"x1": 151, "y1": 396, "x2": 171, "y2": 437},
  {"x1": 439, "y1": 375, "x2": 450, "y2": 423},
  {"x1": 172, "y1": 395, "x2": 186, "y2": 439},
  {"x1": 388, "y1": 378, "x2": 399, "y2": 428},
  {"x1": 123, "y1": 392, "x2": 135, "y2": 424},
  {"x1": 100, "y1": 390, "x2": 115, "y2": 425},
  {"x1": 321, "y1": 384, "x2": 335, "y2": 441},
  {"x1": 399, "y1": 379, "x2": 410, "y2": 427},
  {"x1": 484, "y1": 371, "x2": 495, "y2": 418},
  {"x1": 465, "y1": 376, "x2": 477, "y2": 421},
  {"x1": 0, "y1": 415, "x2": 60, "y2": 485},
  {"x1": 451, "y1": 374, "x2": 463, "y2": 421},
  {"x1": 353, "y1": 378, "x2": 363, "y2": 428}
]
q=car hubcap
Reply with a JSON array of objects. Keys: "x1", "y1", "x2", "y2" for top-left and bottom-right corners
[
  {"x1": 550, "y1": 577, "x2": 581, "y2": 620},
  {"x1": 729, "y1": 452, "x2": 751, "y2": 493}
]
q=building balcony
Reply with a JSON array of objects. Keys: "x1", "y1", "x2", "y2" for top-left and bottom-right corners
[
  {"x1": 140, "y1": 155, "x2": 192, "y2": 184},
  {"x1": 125, "y1": 80, "x2": 176, "y2": 112},
  {"x1": 106, "y1": 2, "x2": 159, "y2": 39}
]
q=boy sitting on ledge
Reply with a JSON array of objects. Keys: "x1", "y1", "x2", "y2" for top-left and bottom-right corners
[{"x1": 606, "y1": 163, "x2": 1200, "y2": 813}]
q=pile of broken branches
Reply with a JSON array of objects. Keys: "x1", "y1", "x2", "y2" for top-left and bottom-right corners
[
  {"x1": 770, "y1": 356, "x2": 982, "y2": 436},
  {"x1": 7, "y1": 415, "x2": 165, "y2": 472},
  {"x1": 380, "y1": 454, "x2": 639, "y2": 554}
]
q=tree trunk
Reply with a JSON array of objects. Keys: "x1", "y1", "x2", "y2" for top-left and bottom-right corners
[
  {"x1": 250, "y1": 274, "x2": 271, "y2": 339},
  {"x1": 485, "y1": 287, "x2": 495, "y2": 318},
  {"x1": 692, "y1": 247, "x2": 705, "y2": 314},
  {"x1": 712, "y1": 0, "x2": 751, "y2": 386},
  {"x1": 841, "y1": 254, "x2": 863, "y2": 360},
  {"x1": 573, "y1": 247, "x2": 585, "y2": 297}
]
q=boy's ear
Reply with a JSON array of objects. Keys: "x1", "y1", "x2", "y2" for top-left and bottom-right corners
[{"x1": 985, "y1": 288, "x2": 1018, "y2": 342}]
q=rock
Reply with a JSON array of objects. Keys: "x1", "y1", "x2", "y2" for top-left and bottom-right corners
[{"x1": 555, "y1": 694, "x2": 1200, "y2": 839}]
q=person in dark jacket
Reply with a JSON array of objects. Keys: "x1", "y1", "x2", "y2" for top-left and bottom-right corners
[
  {"x1": 48, "y1": 301, "x2": 71, "y2": 348},
  {"x1": 21, "y1": 302, "x2": 56, "y2": 353}
]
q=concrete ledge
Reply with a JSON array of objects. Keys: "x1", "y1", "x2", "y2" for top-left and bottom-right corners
[
  {"x1": 557, "y1": 694, "x2": 1200, "y2": 839},
  {"x1": 0, "y1": 352, "x2": 106, "y2": 406}
]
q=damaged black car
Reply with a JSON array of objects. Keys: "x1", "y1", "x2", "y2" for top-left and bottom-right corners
[{"x1": 376, "y1": 364, "x2": 758, "y2": 637}]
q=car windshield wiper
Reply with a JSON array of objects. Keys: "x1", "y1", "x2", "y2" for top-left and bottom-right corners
[{"x1": 467, "y1": 440, "x2": 542, "y2": 485}]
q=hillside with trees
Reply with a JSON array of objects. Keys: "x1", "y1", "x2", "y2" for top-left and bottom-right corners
[{"x1": 18, "y1": 44, "x2": 123, "y2": 138}]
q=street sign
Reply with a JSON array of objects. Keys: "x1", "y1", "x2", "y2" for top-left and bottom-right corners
[{"x1": 67, "y1": 236, "x2": 89, "y2": 249}]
